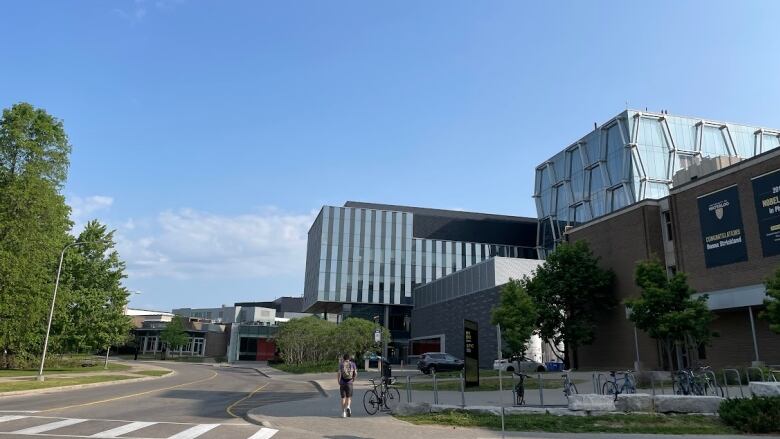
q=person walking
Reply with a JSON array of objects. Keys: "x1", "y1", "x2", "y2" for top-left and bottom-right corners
[{"x1": 338, "y1": 353, "x2": 357, "y2": 418}]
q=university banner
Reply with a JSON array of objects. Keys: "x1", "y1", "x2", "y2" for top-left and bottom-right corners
[
  {"x1": 697, "y1": 185, "x2": 748, "y2": 268},
  {"x1": 751, "y1": 169, "x2": 780, "y2": 257}
]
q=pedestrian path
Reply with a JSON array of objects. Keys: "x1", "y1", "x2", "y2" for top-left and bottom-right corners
[{"x1": 0, "y1": 414, "x2": 277, "y2": 439}]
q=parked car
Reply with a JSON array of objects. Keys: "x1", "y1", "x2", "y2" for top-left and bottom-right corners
[
  {"x1": 417, "y1": 352, "x2": 464, "y2": 374},
  {"x1": 493, "y1": 356, "x2": 547, "y2": 373}
]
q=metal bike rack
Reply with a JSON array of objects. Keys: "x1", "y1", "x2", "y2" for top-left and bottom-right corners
[
  {"x1": 459, "y1": 372, "x2": 466, "y2": 408},
  {"x1": 593, "y1": 373, "x2": 607, "y2": 395},
  {"x1": 405, "y1": 375, "x2": 412, "y2": 403},
  {"x1": 703, "y1": 370, "x2": 719, "y2": 395},
  {"x1": 746, "y1": 366, "x2": 765, "y2": 383},
  {"x1": 722, "y1": 368, "x2": 744, "y2": 398},
  {"x1": 538, "y1": 373, "x2": 544, "y2": 407},
  {"x1": 432, "y1": 370, "x2": 439, "y2": 405}
]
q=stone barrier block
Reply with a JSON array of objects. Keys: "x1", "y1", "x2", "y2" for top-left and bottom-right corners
[
  {"x1": 749, "y1": 382, "x2": 780, "y2": 397},
  {"x1": 567, "y1": 394, "x2": 617, "y2": 411},
  {"x1": 615, "y1": 393, "x2": 654, "y2": 412},
  {"x1": 429, "y1": 404, "x2": 460, "y2": 413},
  {"x1": 392, "y1": 402, "x2": 431, "y2": 416},
  {"x1": 653, "y1": 395, "x2": 723, "y2": 414}
]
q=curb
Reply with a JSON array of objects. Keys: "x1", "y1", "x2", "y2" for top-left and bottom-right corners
[
  {"x1": 308, "y1": 380, "x2": 329, "y2": 398},
  {"x1": 0, "y1": 369, "x2": 175, "y2": 398}
]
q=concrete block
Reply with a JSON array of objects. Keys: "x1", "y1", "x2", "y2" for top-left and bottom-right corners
[
  {"x1": 567, "y1": 394, "x2": 616, "y2": 412},
  {"x1": 429, "y1": 404, "x2": 460, "y2": 413},
  {"x1": 392, "y1": 402, "x2": 431, "y2": 416},
  {"x1": 653, "y1": 395, "x2": 723, "y2": 414},
  {"x1": 749, "y1": 382, "x2": 780, "y2": 397},
  {"x1": 464, "y1": 405, "x2": 502, "y2": 416},
  {"x1": 615, "y1": 393, "x2": 654, "y2": 412}
]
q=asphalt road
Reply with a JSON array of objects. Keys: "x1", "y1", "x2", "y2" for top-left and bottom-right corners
[{"x1": 0, "y1": 362, "x2": 317, "y2": 439}]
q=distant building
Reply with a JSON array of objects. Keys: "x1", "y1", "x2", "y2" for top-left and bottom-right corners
[{"x1": 125, "y1": 308, "x2": 226, "y2": 357}]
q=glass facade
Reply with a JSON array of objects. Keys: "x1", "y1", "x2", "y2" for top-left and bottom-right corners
[
  {"x1": 535, "y1": 110, "x2": 780, "y2": 253},
  {"x1": 304, "y1": 206, "x2": 536, "y2": 310}
]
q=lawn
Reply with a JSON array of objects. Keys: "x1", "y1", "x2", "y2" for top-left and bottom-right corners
[
  {"x1": 0, "y1": 363, "x2": 131, "y2": 377},
  {"x1": 270, "y1": 362, "x2": 337, "y2": 374},
  {"x1": 0, "y1": 375, "x2": 137, "y2": 393},
  {"x1": 133, "y1": 370, "x2": 171, "y2": 377},
  {"x1": 410, "y1": 370, "x2": 585, "y2": 391},
  {"x1": 398, "y1": 411, "x2": 736, "y2": 435}
]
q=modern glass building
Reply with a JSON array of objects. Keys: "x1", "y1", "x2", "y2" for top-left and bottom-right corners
[
  {"x1": 303, "y1": 201, "x2": 537, "y2": 362},
  {"x1": 535, "y1": 110, "x2": 780, "y2": 253}
]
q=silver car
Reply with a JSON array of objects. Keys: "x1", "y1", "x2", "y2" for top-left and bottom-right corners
[{"x1": 493, "y1": 356, "x2": 547, "y2": 373}]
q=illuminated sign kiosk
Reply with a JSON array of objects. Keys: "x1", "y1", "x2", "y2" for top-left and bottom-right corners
[{"x1": 464, "y1": 320, "x2": 479, "y2": 387}]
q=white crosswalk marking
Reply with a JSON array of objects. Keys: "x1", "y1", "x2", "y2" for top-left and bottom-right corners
[
  {"x1": 246, "y1": 427, "x2": 279, "y2": 439},
  {"x1": 0, "y1": 416, "x2": 26, "y2": 423},
  {"x1": 12, "y1": 418, "x2": 87, "y2": 434},
  {"x1": 90, "y1": 421, "x2": 157, "y2": 438},
  {"x1": 165, "y1": 423, "x2": 220, "y2": 439}
]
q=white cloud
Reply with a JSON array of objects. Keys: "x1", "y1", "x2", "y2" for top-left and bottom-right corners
[
  {"x1": 68, "y1": 195, "x2": 114, "y2": 234},
  {"x1": 116, "y1": 207, "x2": 316, "y2": 281}
]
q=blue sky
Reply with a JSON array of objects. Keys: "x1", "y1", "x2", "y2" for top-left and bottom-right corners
[{"x1": 2, "y1": 0, "x2": 779, "y2": 310}]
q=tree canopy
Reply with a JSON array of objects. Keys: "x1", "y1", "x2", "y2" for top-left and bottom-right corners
[
  {"x1": 160, "y1": 316, "x2": 190, "y2": 352},
  {"x1": 491, "y1": 279, "x2": 537, "y2": 358},
  {"x1": 626, "y1": 259, "x2": 714, "y2": 370},
  {"x1": 524, "y1": 240, "x2": 615, "y2": 368},
  {"x1": 761, "y1": 267, "x2": 780, "y2": 334}
]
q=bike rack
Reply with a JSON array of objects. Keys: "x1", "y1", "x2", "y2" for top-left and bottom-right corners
[
  {"x1": 405, "y1": 375, "x2": 412, "y2": 403},
  {"x1": 432, "y1": 370, "x2": 439, "y2": 405},
  {"x1": 703, "y1": 370, "x2": 719, "y2": 395},
  {"x1": 459, "y1": 372, "x2": 466, "y2": 408},
  {"x1": 746, "y1": 366, "x2": 765, "y2": 383},
  {"x1": 593, "y1": 373, "x2": 607, "y2": 395},
  {"x1": 722, "y1": 368, "x2": 744, "y2": 398},
  {"x1": 538, "y1": 373, "x2": 544, "y2": 407}
]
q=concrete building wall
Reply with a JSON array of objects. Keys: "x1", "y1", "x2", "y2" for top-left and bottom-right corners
[
  {"x1": 567, "y1": 202, "x2": 666, "y2": 370},
  {"x1": 204, "y1": 331, "x2": 228, "y2": 357}
]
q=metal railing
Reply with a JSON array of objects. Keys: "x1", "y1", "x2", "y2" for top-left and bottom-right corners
[{"x1": 722, "y1": 368, "x2": 744, "y2": 398}]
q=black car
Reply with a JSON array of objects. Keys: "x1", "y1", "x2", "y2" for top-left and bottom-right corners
[{"x1": 417, "y1": 352, "x2": 464, "y2": 374}]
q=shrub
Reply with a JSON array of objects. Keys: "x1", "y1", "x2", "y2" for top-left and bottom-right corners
[{"x1": 719, "y1": 396, "x2": 780, "y2": 433}]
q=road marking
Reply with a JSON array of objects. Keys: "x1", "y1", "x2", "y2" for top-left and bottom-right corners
[
  {"x1": 0, "y1": 411, "x2": 39, "y2": 414},
  {"x1": 226, "y1": 382, "x2": 269, "y2": 418},
  {"x1": 89, "y1": 421, "x2": 157, "y2": 437},
  {"x1": 12, "y1": 418, "x2": 87, "y2": 434},
  {"x1": 165, "y1": 423, "x2": 219, "y2": 439},
  {"x1": 0, "y1": 416, "x2": 27, "y2": 423},
  {"x1": 246, "y1": 427, "x2": 279, "y2": 439},
  {"x1": 40, "y1": 370, "x2": 219, "y2": 413}
]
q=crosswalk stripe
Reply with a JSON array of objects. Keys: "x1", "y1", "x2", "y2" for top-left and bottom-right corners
[
  {"x1": 165, "y1": 424, "x2": 220, "y2": 439},
  {"x1": 247, "y1": 427, "x2": 279, "y2": 439},
  {"x1": 0, "y1": 416, "x2": 27, "y2": 423},
  {"x1": 12, "y1": 418, "x2": 87, "y2": 434},
  {"x1": 90, "y1": 421, "x2": 157, "y2": 438}
]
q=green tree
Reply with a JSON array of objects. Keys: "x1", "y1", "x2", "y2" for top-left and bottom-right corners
[
  {"x1": 332, "y1": 317, "x2": 390, "y2": 360},
  {"x1": 525, "y1": 240, "x2": 615, "y2": 369},
  {"x1": 275, "y1": 316, "x2": 336, "y2": 366},
  {"x1": 626, "y1": 259, "x2": 715, "y2": 370},
  {"x1": 0, "y1": 103, "x2": 72, "y2": 367},
  {"x1": 761, "y1": 267, "x2": 780, "y2": 333},
  {"x1": 491, "y1": 279, "x2": 537, "y2": 357},
  {"x1": 160, "y1": 316, "x2": 189, "y2": 357}
]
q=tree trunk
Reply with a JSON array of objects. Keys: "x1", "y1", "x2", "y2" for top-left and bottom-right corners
[
  {"x1": 665, "y1": 339, "x2": 674, "y2": 372},
  {"x1": 674, "y1": 341, "x2": 684, "y2": 371},
  {"x1": 104, "y1": 346, "x2": 110, "y2": 369},
  {"x1": 563, "y1": 340, "x2": 571, "y2": 370}
]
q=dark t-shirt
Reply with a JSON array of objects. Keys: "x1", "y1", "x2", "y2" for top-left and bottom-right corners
[{"x1": 339, "y1": 360, "x2": 356, "y2": 385}]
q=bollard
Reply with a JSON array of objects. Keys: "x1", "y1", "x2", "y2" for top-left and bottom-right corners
[
  {"x1": 592, "y1": 373, "x2": 598, "y2": 394},
  {"x1": 432, "y1": 369, "x2": 438, "y2": 405},
  {"x1": 538, "y1": 373, "x2": 544, "y2": 407},
  {"x1": 651, "y1": 374, "x2": 655, "y2": 396},
  {"x1": 406, "y1": 375, "x2": 412, "y2": 403},
  {"x1": 459, "y1": 371, "x2": 466, "y2": 407}
]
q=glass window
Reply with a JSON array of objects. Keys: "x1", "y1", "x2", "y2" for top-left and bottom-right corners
[{"x1": 700, "y1": 126, "x2": 731, "y2": 157}]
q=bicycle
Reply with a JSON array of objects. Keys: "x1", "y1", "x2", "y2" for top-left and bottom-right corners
[
  {"x1": 562, "y1": 371, "x2": 578, "y2": 397},
  {"x1": 512, "y1": 372, "x2": 531, "y2": 406},
  {"x1": 363, "y1": 376, "x2": 401, "y2": 415},
  {"x1": 697, "y1": 366, "x2": 723, "y2": 397},
  {"x1": 673, "y1": 369, "x2": 704, "y2": 396},
  {"x1": 602, "y1": 370, "x2": 636, "y2": 400}
]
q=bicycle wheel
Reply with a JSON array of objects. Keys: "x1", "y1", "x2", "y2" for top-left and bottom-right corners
[
  {"x1": 363, "y1": 390, "x2": 380, "y2": 415},
  {"x1": 602, "y1": 381, "x2": 617, "y2": 396},
  {"x1": 384, "y1": 387, "x2": 401, "y2": 411}
]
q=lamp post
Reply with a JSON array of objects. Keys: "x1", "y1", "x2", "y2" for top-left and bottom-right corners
[{"x1": 37, "y1": 240, "x2": 108, "y2": 382}]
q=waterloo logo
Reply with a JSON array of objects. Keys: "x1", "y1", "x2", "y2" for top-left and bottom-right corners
[{"x1": 708, "y1": 199, "x2": 729, "y2": 221}]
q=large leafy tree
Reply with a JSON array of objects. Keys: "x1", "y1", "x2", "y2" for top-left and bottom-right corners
[
  {"x1": 160, "y1": 316, "x2": 190, "y2": 355},
  {"x1": 491, "y1": 279, "x2": 537, "y2": 358},
  {"x1": 525, "y1": 240, "x2": 615, "y2": 369},
  {"x1": 332, "y1": 317, "x2": 390, "y2": 360},
  {"x1": 0, "y1": 103, "x2": 72, "y2": 367},
  {"x1": 626, "y1": 259, "x2": 714, "y2": 370},
  {"x1": 760, "y1": 267, "x2": 780, "y2": 333}
]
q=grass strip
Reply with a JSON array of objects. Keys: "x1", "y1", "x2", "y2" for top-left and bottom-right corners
[
  {"x1": 0, "y1": 375, "x2": 136, "y2": 392},
  {"x1": 0, "y1": 363, "x2": 131, "y2": 377},
  {"x1": 270, "y1": 362, "x2": 337, "y2": 374},
  {"x1": 398, "y1": 411, "x2": 736, "y2": 435},
  {"x1": 133, "y1": 370, "x2": 171, "y2": 377}
]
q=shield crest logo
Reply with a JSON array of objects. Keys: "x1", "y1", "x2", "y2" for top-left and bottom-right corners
[{"x1": 715, "y1": 207, "x2": 724, "y2": 220}]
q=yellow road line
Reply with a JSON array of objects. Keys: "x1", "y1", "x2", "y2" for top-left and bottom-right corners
[
  {"x1": 226, "y1": 382, "x2": 269, "y2": 418},
  {"x1": 41, "y1": 370, "x2": 219, "y2": 413}
]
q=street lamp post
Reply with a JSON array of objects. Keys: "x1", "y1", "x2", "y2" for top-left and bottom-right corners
[{"x1": 37, "y1": 240, "x2": 108, "y2": 382}]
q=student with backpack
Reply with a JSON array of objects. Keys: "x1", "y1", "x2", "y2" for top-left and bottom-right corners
[{"x1": 338, "y1": 353, "x2": 357, "y2": 418}]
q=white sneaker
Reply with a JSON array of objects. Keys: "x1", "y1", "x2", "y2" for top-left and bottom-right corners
[
  {"x1": 346, "y1": 407, "x2": 351, "y2": 417},
  {"x1": 342, "y1": 410, "x2": 346, "y2": 418}
]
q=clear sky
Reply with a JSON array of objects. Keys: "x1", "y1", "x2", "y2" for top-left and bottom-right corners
[{"x1": 2, "y1": 1, "x2": 779, "y2": 311}]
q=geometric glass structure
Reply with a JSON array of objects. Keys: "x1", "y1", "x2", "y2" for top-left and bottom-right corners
[{"x1": 534, "y1": 110, "x2": 780, "y2": 254}]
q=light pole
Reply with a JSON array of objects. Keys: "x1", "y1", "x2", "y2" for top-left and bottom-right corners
[{"x1": 37, "y1": 240, "x2": 108, "y2": 382}]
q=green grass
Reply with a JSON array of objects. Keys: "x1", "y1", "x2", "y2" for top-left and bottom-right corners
[
  {"x1": 410, "y1": 370, "x2": 584, "y2": 392},
  {"x1": 133, "y1": 370, "x2": 171, "y2": 377},
  {"x1": 0, "y1": 363, "x2": 131, "y2": 377},
  {"x1": 398, "y1": 411, "x2": 736, "y2": 435},
  {"x1": 0, "y1": 375, "x2": 137, "y2": 393},
  {"x1": 270, "y1": 362, "x2": 337, "y2": 374}
]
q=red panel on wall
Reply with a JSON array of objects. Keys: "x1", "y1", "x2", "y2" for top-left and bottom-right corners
[
  {"x1": 256, "y1": 339, "x2": 276, "y2": 361},
  {"x1": 411, "y1": 338, "x2": 441, "y2": 355}
]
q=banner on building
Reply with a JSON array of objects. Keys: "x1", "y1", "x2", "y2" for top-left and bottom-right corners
[
  {"x1": 464, "y1": 319, "x2": 479, "y2": 387},
  {"x1": 752, "y1": 169, "x2": 780, "y2": 257},
  {"x1": 697, "y1": 185, "x2": 748, "y2": 268}
]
